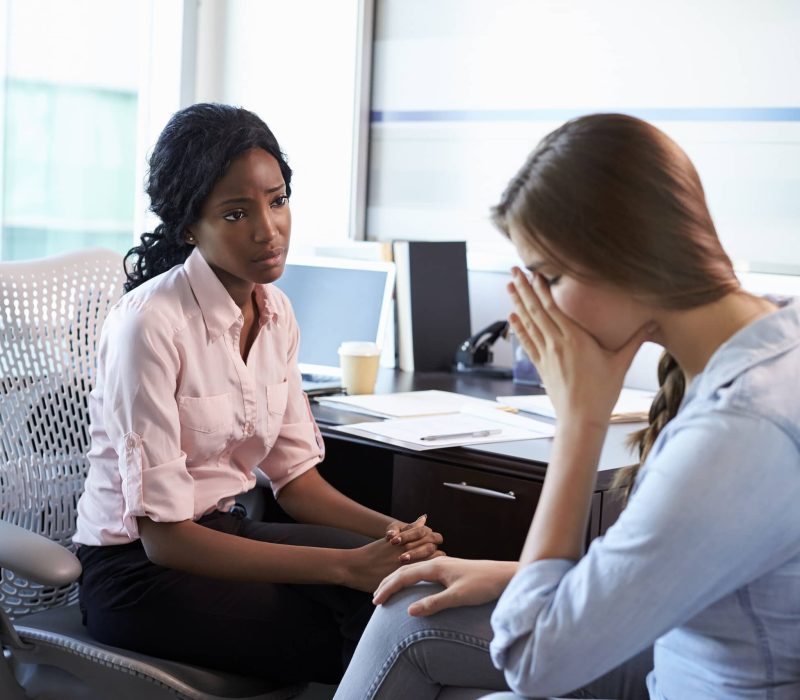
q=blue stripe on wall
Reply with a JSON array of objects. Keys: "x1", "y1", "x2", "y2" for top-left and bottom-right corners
[{"x1": 371, "y1": 107, "x2": 800, "y2": 123}]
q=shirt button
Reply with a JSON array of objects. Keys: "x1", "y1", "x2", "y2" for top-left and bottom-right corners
[
  {"x1": 243, "y1": 422, "x2": 252, "y2": 434},
  {"x1": 125, "y1": 436, "x2": 136, "y2": 450}
]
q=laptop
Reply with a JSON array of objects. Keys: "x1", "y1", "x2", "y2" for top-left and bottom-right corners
[{"x1": 272, "y1": 256, "x2": 396, "y2": 396}]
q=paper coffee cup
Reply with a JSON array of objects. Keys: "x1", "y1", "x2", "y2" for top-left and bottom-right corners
[{"x1": 338, "y1": 341, "x2": 381, "y2": 395}]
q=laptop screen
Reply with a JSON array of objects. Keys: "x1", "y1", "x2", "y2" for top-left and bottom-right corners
[{"x1": 272, "y1": 257, "x2": 396, "y2": 376}]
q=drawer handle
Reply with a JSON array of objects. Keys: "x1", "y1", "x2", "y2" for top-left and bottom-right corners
[{"x1": 443, "y1": 481, "x2": 516, "y2": 501}]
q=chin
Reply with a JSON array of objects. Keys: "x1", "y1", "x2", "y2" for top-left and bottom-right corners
[
  {"x1": 260, "y1": 266, "x2": 285, "y2": 284},
  {"x1": 249, "y1": 259, "x2": 286, "y2": 285}
]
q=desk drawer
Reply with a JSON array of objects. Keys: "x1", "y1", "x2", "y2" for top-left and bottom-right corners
[{"x1": 392, "y1": 455, "x2": 542, "y2": 561}]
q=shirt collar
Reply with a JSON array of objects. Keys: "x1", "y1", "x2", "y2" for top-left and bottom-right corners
[
  {"x1": 254, "y1": 283, "x2": 280, "y2": 330},
  {"x1": 687, "y1": 297, "x2": 800, "y2": 404},
  {"x1": 184, "y1": 249, "x2": 280, "y2": 340}
]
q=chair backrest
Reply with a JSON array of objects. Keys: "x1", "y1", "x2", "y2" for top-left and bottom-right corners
[{"x1": 0, "y1": 248, "x2": 125, "y2": 618}]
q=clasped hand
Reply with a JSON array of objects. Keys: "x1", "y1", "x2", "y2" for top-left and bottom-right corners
[
  {"x1": 384, "y1": 514, "x2": 444, "y2": 563},
  {"x1": 348, "y1": 515, "x2": 445, "y2": 592}
]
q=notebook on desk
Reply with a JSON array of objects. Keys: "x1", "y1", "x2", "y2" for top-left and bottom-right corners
[
  {"x1": 497, "y1": 387, "x2": 655, "y2": 423},
  {"x1": 272, "y1": 257, "x2": 396, "y2": 396}
]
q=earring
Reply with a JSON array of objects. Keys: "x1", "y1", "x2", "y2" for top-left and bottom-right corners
[{"x1": 186, "y1": 234, "x2": 195, "y2": 245}]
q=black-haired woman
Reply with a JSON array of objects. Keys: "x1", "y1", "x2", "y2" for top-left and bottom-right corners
[{"x1": 74, "y1": 103, "x2": 443, "y2": 684}]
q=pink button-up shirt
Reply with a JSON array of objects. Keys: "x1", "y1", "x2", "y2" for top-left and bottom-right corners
[{"x1": 74, "y1": 249, "x2": 324, "y2": 546}]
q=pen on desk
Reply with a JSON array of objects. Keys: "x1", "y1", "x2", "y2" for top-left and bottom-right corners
[{"x1": 419, "y1": 428, "x2": 503, "y2": 442}]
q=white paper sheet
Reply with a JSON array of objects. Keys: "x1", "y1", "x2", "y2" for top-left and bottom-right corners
[
  {"x1": 316, "y1": 390, "x2": 500, "y2": 419},
  {"x1": 497, "y1": 388, "x2": 656, "y2": 423},
  {"x1": 331, "y1": 408, "x2": 554, "y2": 450}
]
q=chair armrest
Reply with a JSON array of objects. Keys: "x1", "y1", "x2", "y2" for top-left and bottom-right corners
[
  {"x1": 0, "y1": 520, "x2": 81, "y2": 587},
  {"x1": 254, "y1": 467, "x2": 271, "y2": 489}
]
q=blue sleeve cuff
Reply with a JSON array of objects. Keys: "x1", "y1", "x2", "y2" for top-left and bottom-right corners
[{"x1": 490, "y1": 558, "x2": 575, "y2": 668}]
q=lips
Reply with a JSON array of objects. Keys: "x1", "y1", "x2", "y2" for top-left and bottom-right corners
[{"x1": 253, "y1": 249, "x2": 283, "y2": 263}]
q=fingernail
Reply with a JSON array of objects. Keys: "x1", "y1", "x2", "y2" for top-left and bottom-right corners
[
  {"x1": 391, "y1": 536, "x2": 401, "y2": 545},
  {"x1": 401, "y1": 554, "x2": 410, "y2": 562}
]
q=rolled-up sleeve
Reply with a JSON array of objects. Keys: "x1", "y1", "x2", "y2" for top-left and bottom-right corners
[
  {"x1": 99, "y1": 305, "x2": 194, "y2": 536},
  {"x1": 258, "y1": 303, "x2": 325, "y2": 495},
  {"x1": 489, "y1": 412, "x2": 800, "y2": 698}
]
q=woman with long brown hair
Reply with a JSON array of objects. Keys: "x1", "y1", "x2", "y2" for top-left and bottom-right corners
[{"x1": 333, "y1": 114, "x2": 800, "y2": 699}]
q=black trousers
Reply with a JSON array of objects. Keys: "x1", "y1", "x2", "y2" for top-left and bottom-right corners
[{"x1": 77, "y1": 511, "x2": 373, "y2": 684}]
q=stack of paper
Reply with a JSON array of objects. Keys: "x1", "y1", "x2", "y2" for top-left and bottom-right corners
[
  {"x1": 322, "y1": 390, "x2": 556, "y2": 450},
  {"x1": 496, "y1": 388, "x2": 655, "y2": 423},
  {"x1": 316, "y1": 390, "x2": 500, "y2": 419},
  {"x1": 332, "y1": 406, "x2": 555, "y2": 451}
]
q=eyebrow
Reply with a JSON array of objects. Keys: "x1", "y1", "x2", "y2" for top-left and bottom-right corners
[
  {"x1": 525, "y1": 262, "x2": 545, "y2": 273},
  {"x1": 216, "y1": 185, "x2": 286, "y2": 208}
]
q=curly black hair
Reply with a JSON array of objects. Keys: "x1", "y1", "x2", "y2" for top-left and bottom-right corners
[{"x1": 123, "y1": 103, "x2": 292, "y2": 292}]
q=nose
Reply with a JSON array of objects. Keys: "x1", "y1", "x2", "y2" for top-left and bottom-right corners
[{"x1": 253, "y1": 205, "x2": 280, "y2": 243}]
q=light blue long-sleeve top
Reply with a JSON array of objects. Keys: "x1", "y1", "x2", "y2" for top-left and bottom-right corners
[{"x1": 490, "y1": 300, "x2": 800, "y2": 699}]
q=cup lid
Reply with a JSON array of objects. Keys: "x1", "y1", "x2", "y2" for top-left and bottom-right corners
[{"x1": 337, "y1": 341, "x2": 380, "y2": 356}]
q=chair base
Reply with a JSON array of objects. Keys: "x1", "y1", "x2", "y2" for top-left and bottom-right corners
[{"x1": 8, "y1": 604, "x2": 305, "y2": 700}]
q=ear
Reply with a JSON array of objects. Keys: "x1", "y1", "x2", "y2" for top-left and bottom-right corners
[{"x1": 184, "y1": 229, "x2": 196, "y2": 245}]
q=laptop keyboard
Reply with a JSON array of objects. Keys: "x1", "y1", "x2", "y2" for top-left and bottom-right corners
[
  {"x1": 301, "y1": 372, "x2": 339, "y2": 384},
  {"x1": 301, "y1": 372, "x2": 344, "y2": 397}
]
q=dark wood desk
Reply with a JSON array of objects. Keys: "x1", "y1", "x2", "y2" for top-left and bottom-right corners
[{"x1": 310, "y1": 369, "x2": 641, "y2": 561}]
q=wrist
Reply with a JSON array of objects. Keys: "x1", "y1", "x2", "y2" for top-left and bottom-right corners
[
  {"x1": 333, "y1": 548, "x2": 356, "y2": 587},
  {"x1": 500, "y1": 560, "x2": 520, "y2": 584},
  {"x1": 554, "y1": 418, "x2": 608, "y2": 449}
]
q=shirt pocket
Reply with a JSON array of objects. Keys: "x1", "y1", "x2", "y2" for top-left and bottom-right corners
[
  {"x1": 266, "y1": 381, "x2": 289, "y2": 446},
  {"x1": 178, "y1": 392, "x2": 233, "y2": 462}
]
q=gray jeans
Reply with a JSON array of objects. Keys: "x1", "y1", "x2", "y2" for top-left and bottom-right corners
[{"x1": 334, "y1": 583, "x2": 653, "y2": 700}]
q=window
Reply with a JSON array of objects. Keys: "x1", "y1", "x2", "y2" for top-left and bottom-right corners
[
  {"x1": 0, "y1": 0, "x2": 139, "y2": 261},
  {"x1": 0, "y1": 0, "x2": 187, "y2": 262}
]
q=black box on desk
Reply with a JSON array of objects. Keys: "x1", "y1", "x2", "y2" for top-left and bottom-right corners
[{"x1": 393, "y1": 240, "x2": 472, "y2": 372}]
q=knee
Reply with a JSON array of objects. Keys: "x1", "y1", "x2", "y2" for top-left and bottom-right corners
[
  {"x1": 368, "y1": 583, "x2": 445, "y2": 638},
  {"x1": 372, "y1": 582, "x2": 497, "y2": 643}
]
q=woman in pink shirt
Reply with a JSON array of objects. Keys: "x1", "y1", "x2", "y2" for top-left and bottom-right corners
[{"x1": 73, "y1": 103, "x2": 443, "y2": 684}]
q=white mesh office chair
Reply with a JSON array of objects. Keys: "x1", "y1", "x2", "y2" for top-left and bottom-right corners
[{"x1": 0, "y1": 249, "x2": 304, "y2": 700}]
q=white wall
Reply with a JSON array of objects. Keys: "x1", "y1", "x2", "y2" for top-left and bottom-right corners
[{"x1": 368, "y1": 0, "x2": 800, "y2": 276}]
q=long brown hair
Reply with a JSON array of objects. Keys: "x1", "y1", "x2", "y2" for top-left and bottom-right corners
[{"x1": 492, "y1": 114, "x2": 739, "y2": 498}]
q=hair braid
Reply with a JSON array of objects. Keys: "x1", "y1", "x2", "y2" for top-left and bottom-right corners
[{"x1": 615, "y1": 351, "x2": 686, "y2": 501}]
